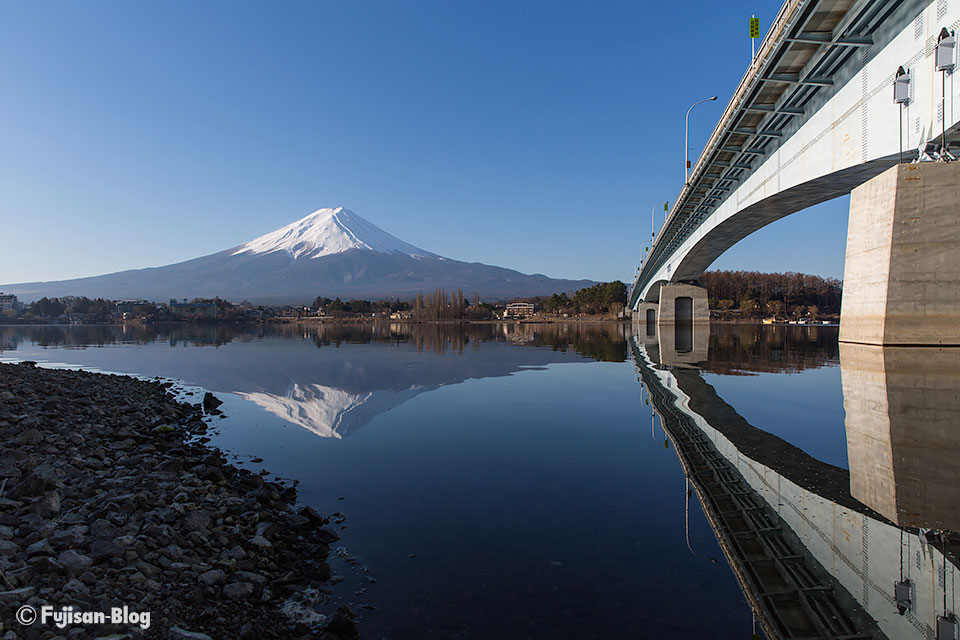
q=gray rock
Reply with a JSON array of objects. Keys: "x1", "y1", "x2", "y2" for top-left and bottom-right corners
[
  {"x1": 89, "y1": 518, "x2": 119, "y2": 539},
  {"x1": 0, "y1": 525, "x2": 11, "y2": 539},
  {"x1": 58, "y1": 550, "x2": 93, "y2": 575},
  {"x1": 182, "y1": 510, "x2": 211, "y2": 532},
  {"x1": 221, "y1": 545, "x2": 246, "y2": 561},
  {"x1": 233, "y1": 570, "x2": 267, "y2": 586},
  {"x1": 0, "y1": 540, "x2": 16, "y2": 557},
  {"x1": 49, "y1": 524, "x2": 89, "y2": 548},
  {"x1": 0, "y1": 586, "x2": 35, "y2": 601},
  {"x1": 135, "y1": 560, "x2": 161, "y2": 577},
  {"x1": 33, "y1": 490, "x2": 61, "y2": 518},
  {"x1": 248, "y1": 535, "x2": 272, "y2": 549},
  {"x1": 90, "y1": 539, "x2": 123, "y2": 561},
  {"x1": 201, "y1": 392, "x2": 222, "y2": 412},
  {"x1": 197, "y1": 569, "x2": 225, "y2": 586},
  {"x1": 63, "y1": 577, "x2": 87, "y2": 593},
  {"x1": 15, "y1": 428, "x2": 42, "y2": 445},
  {"x1": 315, "y1": 527, "x2": 340, "y2": 543},
  {"x1": 169, "y1": 627, "x2": 213, "y2": 640},
  {"x1": 12, "y1": 465, "x2": 58, "y2": 497},
  {"x1": 222, "y1": 581, "x2": 254, "y2": 600},
  {"x1": 113, "y1": 535, "x2": 137, "y2": 548},
  {"x1": 25, "y1": 539, "x2": 54, "y2": 556},
  {"x1": 0, "y1": 465, "x2": 21, "y2": 479}
]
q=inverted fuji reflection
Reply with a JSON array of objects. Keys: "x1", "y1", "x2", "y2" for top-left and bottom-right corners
[{"x1": 237, "y1": 382, "x2": 429, "y2": 439}]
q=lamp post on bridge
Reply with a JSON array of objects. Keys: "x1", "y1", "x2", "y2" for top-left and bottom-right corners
[
  {"x1": 651, "y1": 201, "x2": 667, "y2": 246},
  {"x1": 646, "y1": 201, "x2": 668, "y2": 267},
  {"x1": 685, "y1": 96, "x2": 718, "y2": 185}
]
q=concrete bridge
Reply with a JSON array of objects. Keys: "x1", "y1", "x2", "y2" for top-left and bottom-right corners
[
  {"x1": 630, "y1": 0, "x2": 960, "y2": 345},
  {"x1": 631, "y1": 328, "x2": 960, "y2": 639}
]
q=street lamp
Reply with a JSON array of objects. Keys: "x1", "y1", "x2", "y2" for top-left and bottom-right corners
[
  {"x1": 685, "y1": 96, "x2": 718, "y2": 184},
  {"x1": 651, "y1": 201, "x2": 667, "y2": 246}
]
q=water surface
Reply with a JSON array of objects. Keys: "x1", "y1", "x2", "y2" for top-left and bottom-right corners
[{"x1": 3, "y1": 322, "x2": 955, "y2": 639}]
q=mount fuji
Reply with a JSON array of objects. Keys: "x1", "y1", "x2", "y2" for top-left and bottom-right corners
[{"x1": 3, "y1": 207, "x2": 596, "y2": 303}]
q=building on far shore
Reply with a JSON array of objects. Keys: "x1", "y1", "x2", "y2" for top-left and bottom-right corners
[
  {"x1": 0, "y1": 293, "x2": 18, "y2": 312},
  {"x1": 115, "y1": 300, "x2": 151, "y2": 315},
  {"x1": 504, "y1": 302, "x2": 536, "y2": 318},
  {"x1": 169, "y1": 299, "x2": 218, "y2": 317}
]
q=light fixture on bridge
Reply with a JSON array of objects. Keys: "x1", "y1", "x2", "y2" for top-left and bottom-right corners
[
  {"x1": 894, "y1": 579, "x2": 913, "y2": 615},
  {"x1": 893, "y1": 66, "x2": 911, "y2": 104},
  {"x1": 937, "y1": 612, "x2": 959, "y2": 640},
  {"x1": 936, "y1": 28, "x2": 955, "y2": 72},
  {"x1": 936, "y1": 29, "x2": 956, "y2": 161},
  {"x1": 895, "y1": 67, "x2": 911, "y2": 164}
]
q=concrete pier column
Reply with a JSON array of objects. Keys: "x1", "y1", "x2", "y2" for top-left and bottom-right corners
[
  {"x1": 841, "y1": 342, "x2": 960, "y2": 530},
  {"x1": 657, "y1": 283, "x2": 709, "y2": 326},
  {"x1": 840, "y1": 163, "x2": 960, "y2": 346},
  {"x1": 636, "y1": 302, "x2": 659, "y2": 327}
]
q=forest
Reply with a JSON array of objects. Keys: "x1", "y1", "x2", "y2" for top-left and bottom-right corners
[
  {"x1": 698, "y1": 270, "x2": 842, "y2": 319},
  {"x1": 533, "y1": 281, "x2": 628, "y2": 316}
]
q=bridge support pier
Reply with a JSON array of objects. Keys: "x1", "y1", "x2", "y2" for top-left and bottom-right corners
[
  {"x1": 636, "y1": 302, "x2": 659, "y2": 326},
  {"x1": 656, "y1": 284, "x2": 709, "y2": 326},
  {"x1": 840, "y1": 163, "x2": 960, "y2": 346}
]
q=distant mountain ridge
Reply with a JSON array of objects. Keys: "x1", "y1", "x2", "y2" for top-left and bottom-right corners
[{"x1": 2, "y1": 207, "x2": 596, "y2": 303}]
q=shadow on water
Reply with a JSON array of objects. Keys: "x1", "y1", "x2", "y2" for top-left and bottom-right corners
[{"x1": 632, "y1": 319, "x2": 960, "y2": 640}]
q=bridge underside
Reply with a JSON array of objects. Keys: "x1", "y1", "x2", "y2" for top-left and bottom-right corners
[
  {"x1": 671, "y1": 156, "x2": 900, "y2": 283},
  {"x1": 640, "y1": 155, "x2": 902, "y2": 303}
]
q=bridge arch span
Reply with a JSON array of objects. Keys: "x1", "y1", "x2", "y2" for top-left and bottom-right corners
[{"x1": 668, "y1": 158, "x2": 897, "y2": 285}]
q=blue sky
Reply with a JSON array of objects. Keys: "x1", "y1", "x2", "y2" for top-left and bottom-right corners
[{"x1": 0, "y1": 1, "x2": 848, "y2": 285}]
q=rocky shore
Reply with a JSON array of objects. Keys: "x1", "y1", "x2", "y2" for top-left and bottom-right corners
[{"x1": 0, "y1": 362, "x2": 358, "y2": 640}]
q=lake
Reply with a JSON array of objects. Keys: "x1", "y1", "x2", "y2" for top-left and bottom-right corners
[{"x1": 2, "y1": 322, "x2": 957, "y2": 639}]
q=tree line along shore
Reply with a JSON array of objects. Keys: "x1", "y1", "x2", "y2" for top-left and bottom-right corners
[{"x1": 0, "y1": 270, "x2": 842, "y2": 325}]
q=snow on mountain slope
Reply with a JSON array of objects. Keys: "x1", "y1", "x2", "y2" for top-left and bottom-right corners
[
  {"x1": 232, "y1": 207, "x2": 436, "y2": 260},
  {"x1": 237, "y1": 382, "x2": 427, "y2": 439}
]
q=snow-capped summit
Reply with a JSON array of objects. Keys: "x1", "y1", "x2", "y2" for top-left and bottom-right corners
[{"x1": 232, "y1": 207, "x2": 436, "y2": 260}]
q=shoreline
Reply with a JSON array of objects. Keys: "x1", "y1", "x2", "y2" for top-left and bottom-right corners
[
  {"x1": 0, "y1": 362, "x2": 357, "y2": 639},
  {"x1": 0, "y1": 317, "x2": 841, "y2": 328}
]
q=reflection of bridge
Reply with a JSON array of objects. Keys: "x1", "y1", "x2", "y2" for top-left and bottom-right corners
[
  {"x1": 631, "y1": 326, "x2": 960, "y2": 639},
  {"x1": 630, "y1": 0, "x2": 960, "y2": 346}
]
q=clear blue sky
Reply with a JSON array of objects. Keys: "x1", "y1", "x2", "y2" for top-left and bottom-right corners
[{"x1": 0, "y1": 1, "x2": 848, "y2": 285}]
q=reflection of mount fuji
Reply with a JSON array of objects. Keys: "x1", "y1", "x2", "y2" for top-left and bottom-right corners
[
  {"x1": 238, "y1": 383, "x2": 428, "y2": 439},
  {"x1": 0, "y1": 323, "x2": 628, "y2": 440},
  {"x1": 225, "y1": 324, "x2": 628, "y2": 438},
  {"x1": 2, "y1": 322, "x2": 628, "y2": 438}
]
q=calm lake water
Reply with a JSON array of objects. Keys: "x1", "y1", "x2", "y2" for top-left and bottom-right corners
[{"x1": 2, "y1": 322, "x2": 957, "y2": 639}]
